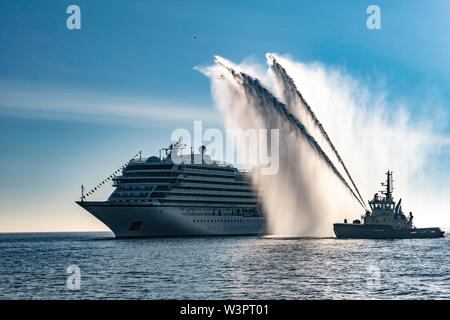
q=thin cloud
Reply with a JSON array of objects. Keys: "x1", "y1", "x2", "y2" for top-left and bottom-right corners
[{"x1": 0, "y1": 80, "x2": 221, "y2": 126}]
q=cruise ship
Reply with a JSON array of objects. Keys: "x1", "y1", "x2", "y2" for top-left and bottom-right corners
[{"x1": 77, "y1": 141, "x2": 267, "y2": 237}]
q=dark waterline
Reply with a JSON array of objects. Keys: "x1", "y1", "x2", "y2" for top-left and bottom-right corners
[{"x1": 0, "y1": 232, "x2": 448, "y2": 299}]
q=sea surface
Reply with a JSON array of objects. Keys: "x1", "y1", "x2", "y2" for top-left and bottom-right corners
[{"x1": 0, "y1": 232, "x2": 449, "y2": 299}]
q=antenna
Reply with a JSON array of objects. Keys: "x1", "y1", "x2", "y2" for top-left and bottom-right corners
[
  {"x1": 160, "y1": 147, "x2": 170, "y2": 159},
  {"x1": 81, "y1": 184, "x2": 85, "y2": 202},
  {"x1": 199, "y1": 145, "x2": 207, "y2": 164}
]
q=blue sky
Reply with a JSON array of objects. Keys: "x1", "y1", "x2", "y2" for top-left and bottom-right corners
[{"x1": 0, "y1": 0, "x2": 449, "y2": 231}]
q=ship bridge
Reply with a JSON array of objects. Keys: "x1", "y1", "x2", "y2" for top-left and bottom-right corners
[{"x1": 364, "y1": 171, "x2": 411, "y2": 228}]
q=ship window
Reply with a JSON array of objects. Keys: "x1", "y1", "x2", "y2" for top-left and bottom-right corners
[{"x1": 129, "y1": 221, "x2": 143, "y2": 231}]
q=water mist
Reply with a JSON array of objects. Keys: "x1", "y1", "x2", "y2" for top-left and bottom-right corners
[
  {"x1": 200, "y1": 54, "x2": 450, "y2": 236},
  {"x1": 202, "y1": 56, "x2": 360, "y2": 236}
]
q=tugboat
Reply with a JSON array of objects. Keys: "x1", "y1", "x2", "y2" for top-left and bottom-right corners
[{"x1": 334, "y1": 171, "x2": 445, "y2": 239}]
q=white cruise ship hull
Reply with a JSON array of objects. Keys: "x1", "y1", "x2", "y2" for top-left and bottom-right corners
[{"x1": 77, "y1": 201, "x2": 266, "y2": 238}]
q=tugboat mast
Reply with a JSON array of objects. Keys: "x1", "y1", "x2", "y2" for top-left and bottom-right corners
[{"x1": 381, "y1": 170, "x2": 393, "y2": 201}]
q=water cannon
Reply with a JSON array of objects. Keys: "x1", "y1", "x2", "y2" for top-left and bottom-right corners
[
  {"x1": 213, "y1": 55, "x2": 241, "y2": 78},
  {"x1": 266, "y1": 53, "x2": 276, "y2": 66}
]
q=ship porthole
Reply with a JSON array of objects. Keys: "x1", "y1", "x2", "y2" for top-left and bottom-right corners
[{"x1": 129, "y1": 221, "x2": 143, "y2": 231}]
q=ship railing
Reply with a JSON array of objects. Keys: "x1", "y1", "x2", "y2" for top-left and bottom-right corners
[{"x1": 128, "y1": 157, "x2": 235, "y2": 168}]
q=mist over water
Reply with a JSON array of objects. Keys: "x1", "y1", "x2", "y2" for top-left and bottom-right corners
[{"x1": 201, "y1": 54, "x2": 450, "y2": 236}]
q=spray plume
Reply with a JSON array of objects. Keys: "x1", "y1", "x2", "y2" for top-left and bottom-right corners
[
  {"x1": 229, "y1": 65, "x2": 366, "y2": 210},
  {"x1": 202, "y1": 57, "x2": 363, "y2": 235},
  {"x1": 201, "y1": 54, "x2": 450, "y2": 234},
  {"x1": 267, "y1": 53, "x2": 367, "y2": 210}
]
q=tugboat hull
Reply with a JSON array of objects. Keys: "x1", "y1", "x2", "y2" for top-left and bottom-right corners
[{"x1": 334, "y1": 223, "x2": 445, "y2": 239}]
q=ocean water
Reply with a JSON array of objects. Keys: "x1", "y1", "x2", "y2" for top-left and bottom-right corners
[{"x1": 0, "y1": 232, "x2": 449, "y2": 299}]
